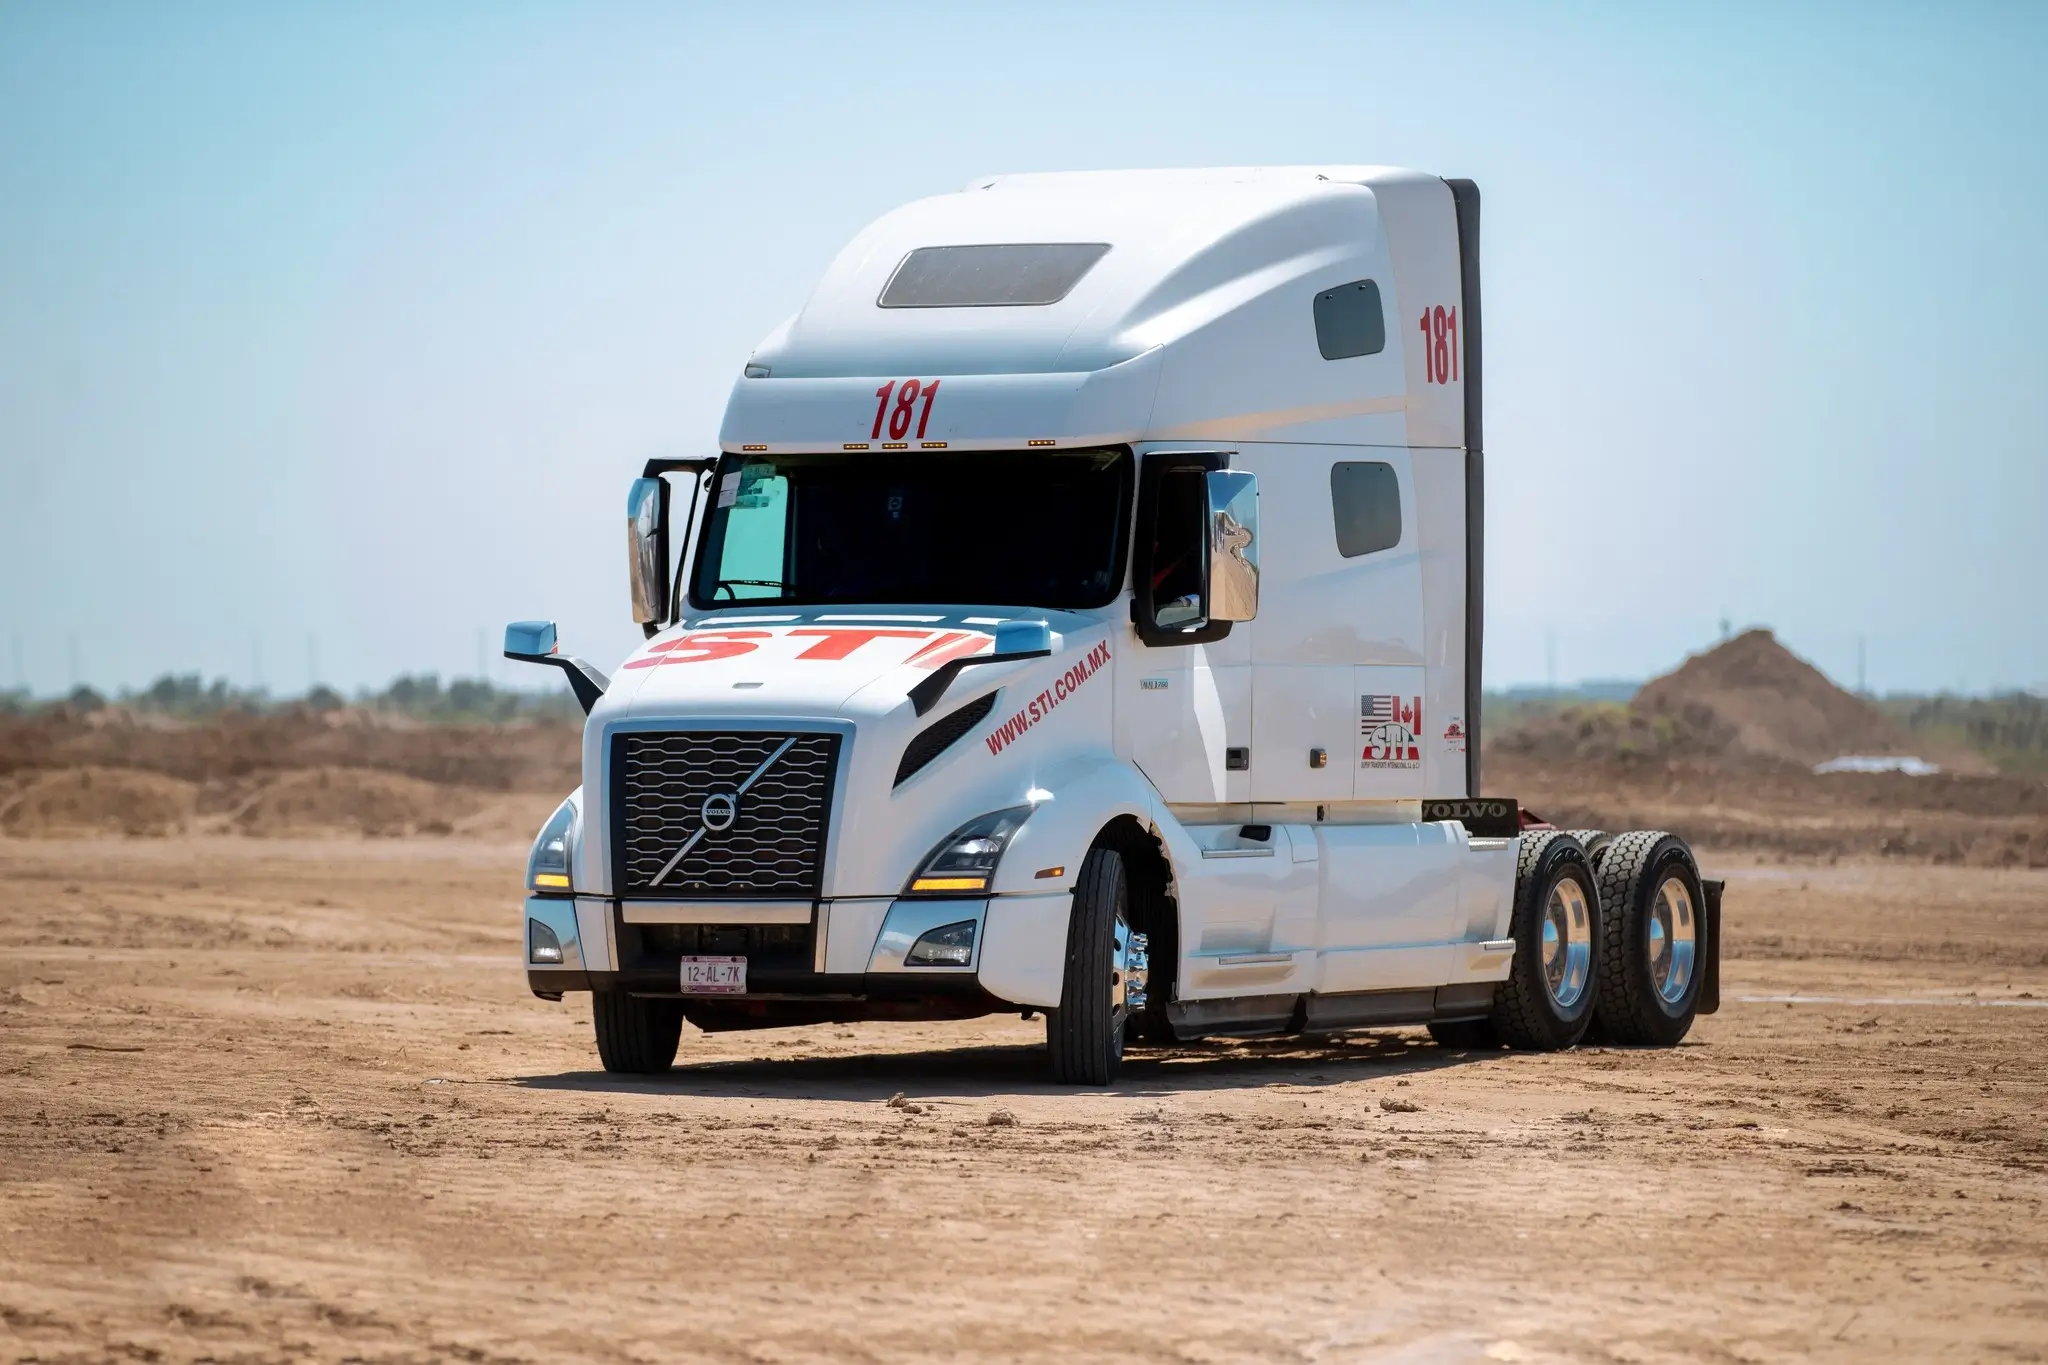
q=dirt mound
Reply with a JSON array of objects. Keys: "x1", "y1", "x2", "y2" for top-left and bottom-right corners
[
  {"x1": 228, "y1": 767, "x2": 479, "y2": 837},
  {"x1": 0, "y1": 766, "x2": 198, "y2": 837},
  {"x1": 1495, "y1": 630, "x2": 1992, "y2": 774},
  {"x1": 1634, "y1": 629, "x2": 1973, "y2": 768}
]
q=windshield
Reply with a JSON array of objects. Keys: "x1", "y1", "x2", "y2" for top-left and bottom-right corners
[{"x1": 689, "y1": 448, "x2": 1132, "y2": 610}]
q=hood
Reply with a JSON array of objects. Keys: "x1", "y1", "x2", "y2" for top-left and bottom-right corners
[{"x1": 607, "y1": 606, "x2": 1106, "y2": 721}]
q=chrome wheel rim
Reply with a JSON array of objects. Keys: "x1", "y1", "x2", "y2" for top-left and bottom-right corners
[
  {"x1": 1111, "y1": 908, "x2": 1149, "y2": 1026},
  {"x1": 1648, "y1": 875, "x2": 1697, "y2": 1006},
  {"x1": 1541, "y1": 877, "x2": 1593, "y2": 1011}
]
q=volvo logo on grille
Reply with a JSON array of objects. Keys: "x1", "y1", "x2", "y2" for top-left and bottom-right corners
[
  {"x1": 649, "y1": 736, "x2": 798, "y2": 888},
  {"x1": 701, "y1": 791, "x2": 738, "y2": 831}
]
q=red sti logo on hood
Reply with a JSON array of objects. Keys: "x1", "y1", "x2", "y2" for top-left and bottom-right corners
[{"x1": 623, "y1": 626, "x2": 990, "y2": 672}]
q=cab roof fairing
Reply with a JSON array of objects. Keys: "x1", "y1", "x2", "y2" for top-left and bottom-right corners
[{"x1": 721, "y1": 166, "x2": 1464, "y2": 453}]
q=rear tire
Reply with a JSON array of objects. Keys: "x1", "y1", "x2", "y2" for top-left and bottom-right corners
[
  {"x1": 592, "y1": 990, "x2": 684, "y2": 1074},
  {"x1": 1565, "y1": 829, "x2": 1613, "y2": 865},
  {"x1": 1046, "y1": 846, "x2": 1130, "y2": 1085},
  {"x1": 1490, "y1": 832, "x2": 1601, "y2": 1050},
  {"x1": 1592, "y1": 831, "x2": 1706, "y2": 1046}
]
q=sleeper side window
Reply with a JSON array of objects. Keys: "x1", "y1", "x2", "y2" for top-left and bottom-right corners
[
  {"x1": 1312, "y1": 280, "x2": 1385, "y2": 360},
  {"x1": 1331, "y1": 461, "x2": 1401, "y2": 557}
]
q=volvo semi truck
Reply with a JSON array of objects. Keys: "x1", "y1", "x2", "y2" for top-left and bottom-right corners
[{"x1": 508, "y1": 165, "x2": 1721, "y2": 1084}]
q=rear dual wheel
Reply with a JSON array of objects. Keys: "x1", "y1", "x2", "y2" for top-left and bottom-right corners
[
  {"x1": 1592, "y1": 831, "x2": 1705, "y2": 1046},
  {"x1": 1452, "y1": 831, "x2": 1602, "y2": 1051}
]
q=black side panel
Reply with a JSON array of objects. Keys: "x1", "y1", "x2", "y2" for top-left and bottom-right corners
[
  {"x1": 1445, "y1": 177, "x2": 1484, "y2": 799},
  {"x1": 895, "y1": 691, "x2": 999, "y2": 786}
]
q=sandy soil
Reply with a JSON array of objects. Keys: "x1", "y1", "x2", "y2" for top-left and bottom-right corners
[{"x1": 2, "y1": 836, "x2": 2045, "y2": 1365}]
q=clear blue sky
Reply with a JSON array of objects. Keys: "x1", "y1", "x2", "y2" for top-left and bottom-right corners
[{"x1": 2, "y1": 1, "x2": 2043, "y2": 697}]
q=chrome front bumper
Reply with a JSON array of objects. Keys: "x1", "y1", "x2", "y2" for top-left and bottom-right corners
[{"x1": 522, "y1": 895, "x2": 995, "y2": 1001}]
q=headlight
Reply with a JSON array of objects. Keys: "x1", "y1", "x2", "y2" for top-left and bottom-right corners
[
  {"x1": 527, "y1": 798, "x2": 578, "y2": 893},
  {"x1": 906, "y1": 805, "x2": 1033, "y2": 895}
]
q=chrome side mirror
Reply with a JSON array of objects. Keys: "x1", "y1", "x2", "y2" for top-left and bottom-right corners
[
  {"x1": 503, "y1": 620, "x2": 558, "y2": 658},
  {"x1": 1205, "y1": 469, "x2": 1259, "y2": 622},
  {"x1": 626, "y1": 476, "x2": 667, "y2": 626},
  {"x1": 504, "y1": 619, "x2": 609, "y2": 716}
]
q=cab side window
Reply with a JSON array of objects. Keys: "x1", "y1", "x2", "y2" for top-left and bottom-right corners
[
  {"x1": 1330, "y1": 461, "x2": 1401, "y2": 557},
  {"x1": 1149, "y1": 469, "x2": 1208, "y2": 627}
]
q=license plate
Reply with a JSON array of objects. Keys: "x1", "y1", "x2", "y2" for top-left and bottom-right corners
[{"x1": 679, "y1": 956, "x2": 746, "y2": 995}]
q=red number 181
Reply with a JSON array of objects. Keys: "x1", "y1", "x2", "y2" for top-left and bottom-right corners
[
  {"x1": 1418, "y1": 306, "x2": 1458, "y2": 385},
  {"x1": 871, "y1": 378, "x2": 942, "y2": 440}
]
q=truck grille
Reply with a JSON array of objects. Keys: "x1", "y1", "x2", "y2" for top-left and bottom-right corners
[{"x1": 612, "y1": 731, "x2": 841, "y2": 898}]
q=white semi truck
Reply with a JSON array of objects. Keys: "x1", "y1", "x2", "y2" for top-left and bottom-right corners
[{"x1": 508, "y1": 166, "x2": 1722, "y2": 1084}]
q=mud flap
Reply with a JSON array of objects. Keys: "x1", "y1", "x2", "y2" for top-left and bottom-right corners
[{"x1": 1698, "y1": 877, "x2": 1724, "y2": 1015}]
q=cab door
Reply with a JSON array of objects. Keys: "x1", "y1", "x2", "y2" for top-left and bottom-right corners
[{"x1": 1117, "y1": 451, "x2": 1252, "y2": 805}]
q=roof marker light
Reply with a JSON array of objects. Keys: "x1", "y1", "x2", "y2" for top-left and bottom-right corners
[
  {"x1": 844, "y1": 442, "x2": 870, "y2": 450},
  {"x1": 882, "y1": 442, "x2": 908, "y2": 450},
  {"x1": 919, "y1": 441, "x2": 948, "y2": 449},
  {"x1": 741, "y1": 444, "x2": 768, "y2": 452},
  {"x1": 1028, "y1": 439, "x2": 1056, "y2": 447}
]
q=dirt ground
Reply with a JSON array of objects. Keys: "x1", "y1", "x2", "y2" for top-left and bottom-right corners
[{"x1": 2, "y1": 832, "x2": 2045, "y2": 1365}]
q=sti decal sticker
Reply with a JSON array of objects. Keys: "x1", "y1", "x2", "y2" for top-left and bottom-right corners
[
  {"x1": 984, "y1": 642, "x2": 1112, "y2": 756},
  {"x1": 1360, "y1": 694, "x2": 1422, "y2": 769}
]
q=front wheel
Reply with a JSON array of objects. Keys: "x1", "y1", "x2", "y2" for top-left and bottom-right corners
[
  {"x1": 1045, "y1": 846, "x2": 1139, "y2": 1085},
  {"x1": 592, "y1": 990, "x2": 684, "y2": 1074},
  {"x1": 1490, "y1": 831, "x2": 1601, "y2": 1050}
]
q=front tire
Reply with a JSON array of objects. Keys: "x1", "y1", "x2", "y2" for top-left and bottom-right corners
[
  {"x1": 1046, "y1": 846, "x2": 1132, "y2": 1085},
  {"x1": 592, "y1": 990, "x2": 684, "y2": 1074},
  {"x1": 1490, "y1": 832, "x2": 1601, "y2": 1050},
  {"x1": 1592, "y1": 831, "x2": 1706, "y2": 1046}
]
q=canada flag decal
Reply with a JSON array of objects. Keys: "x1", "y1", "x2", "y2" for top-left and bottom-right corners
[{"x1": 1360, "y1": 694, "x2": 1423, "y2": 770}]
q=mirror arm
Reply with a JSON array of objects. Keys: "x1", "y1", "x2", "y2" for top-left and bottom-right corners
[
  {"x1": 637, "y1": 459, "x2": 719, "y2": 636},
  {"x1": 907, "y1": 649, "x2": 1050, "y2": 717},
  {"x1": 504, "y1": 649, "x2": 610, "y2": 716}
]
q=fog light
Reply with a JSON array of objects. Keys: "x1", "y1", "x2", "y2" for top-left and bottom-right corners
[
  {"x1": 528, "y1": 919, "x2": 564, "y2": 965},
  {"x1": 905, "y1": 919, "x2": 976, "y2": 967}
]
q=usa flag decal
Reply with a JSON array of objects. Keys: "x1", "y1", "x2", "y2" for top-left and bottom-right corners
[{"x1": 1359, "y1": 694, "x2": 1423, "y2": 770}]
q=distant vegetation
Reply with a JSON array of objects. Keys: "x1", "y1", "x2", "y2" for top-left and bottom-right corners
[
  {"x1": 1484, "y1": 683, "x2": 2048, "y2": 776},
  {"x1": 4, "y1": 676, "x2": 2042, "y2": 768},
  {"x1": 0, "y1": 673, "x2": 583, "y2": 724},
  {"x1": 1482, "y1": 685, "x2": 1635, "y2": 736},
  {"x1": 1876, "y1": 693, "x2": 2048, "y2": 776}
]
